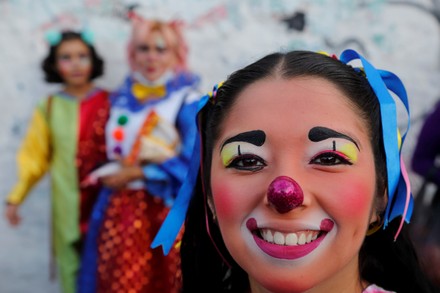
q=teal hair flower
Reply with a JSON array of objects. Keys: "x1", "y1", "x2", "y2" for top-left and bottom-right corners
[
  {"x1": 81, "y1": 29, "x2": 94, "y2": 45},
  {"x1": 45, "y1": 30, "x2": 62, "y2": 46}
]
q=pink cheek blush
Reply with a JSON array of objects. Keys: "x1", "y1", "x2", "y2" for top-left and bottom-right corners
[
  {"x1": 336, "y1": 181, "x2": 372, "y2": 218},
  {"x1": 58, "y1": 61, "x2": 70, "y2": 71},
  {"x1": 57, "y1": 66, "x2": 70, "y2": 77},
  {"x1": 211, "y1": 183, "x2": 236, "y2": 219}
]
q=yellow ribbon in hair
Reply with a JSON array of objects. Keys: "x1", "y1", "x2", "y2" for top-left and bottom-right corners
[
  {"x1": 317, "y1": 50, "x2": 330, "y2": 56},
  {"x1": 132, "y1": 83, "x2": 166, "y2": 101},
  {"x1": 397, "y1": 129, "x2": 402, "y2": 149}
]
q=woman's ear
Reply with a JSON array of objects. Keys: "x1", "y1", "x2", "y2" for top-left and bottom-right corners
[
  {"x1": 379, "y1": 188, "x2": 388, "y2": 210},
  {"x1": 369, "y1": 212, "x2": 379, "y2": 225},
  {"x1": 369, "y1": 189, "x2": 387, "y2": 225}
]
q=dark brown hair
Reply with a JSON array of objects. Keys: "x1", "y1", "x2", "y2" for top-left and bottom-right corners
[
  {"x1": 41, "y1": 31, "x2": 104, "y2": 83},
  {"x1": 181, "y1": 50, "x2": 436, "y2": 293}
]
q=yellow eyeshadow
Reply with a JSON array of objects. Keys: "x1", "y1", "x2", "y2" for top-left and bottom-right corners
[
  {"x1": 339, "y1": 143, "x2": 358, "y2": 162},
  {"x1": 221, "y1": 146, "x2": 236, "y2": 166}
]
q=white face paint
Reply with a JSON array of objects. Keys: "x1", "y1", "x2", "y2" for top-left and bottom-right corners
[
  {"x1": 132, "y1": 31, "x2": 177, "y2": 83},
  {"x1": 210, "y1": 77, "x2": 377, "y2": 293}
]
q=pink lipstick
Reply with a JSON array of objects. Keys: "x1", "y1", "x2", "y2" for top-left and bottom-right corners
[{"x1": 246, "y1": 218, "x2": 334, "y2": 260}]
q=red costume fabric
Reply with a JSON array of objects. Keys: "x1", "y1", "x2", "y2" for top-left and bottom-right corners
[{"x1": 96, "y1": 190, "x2": 181, "y2": 292}]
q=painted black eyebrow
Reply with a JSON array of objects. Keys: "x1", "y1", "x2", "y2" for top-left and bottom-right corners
[
  {"x1": 308, "y1": 126, "x2": 360, "y2": 150},
  {"x1": 220, "y1": 130, "x2": 266, "y2": 152}
]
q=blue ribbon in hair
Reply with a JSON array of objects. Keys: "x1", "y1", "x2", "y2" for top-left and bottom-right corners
[
  {"x1": 152, "y1": 49, "x2": 414, "y2": 255},
  {"x1": 339, "y1": 49, "x2": 413, "y2": 238}
]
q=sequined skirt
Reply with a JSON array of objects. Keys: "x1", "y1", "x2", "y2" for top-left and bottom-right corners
[{"x1": 96, "y1": 189, "x2": 181, "y2": 292}]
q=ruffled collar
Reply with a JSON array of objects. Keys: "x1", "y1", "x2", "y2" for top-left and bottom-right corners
[{"x1": 110, "y1": 71, "x2": 200, "y2": 112}]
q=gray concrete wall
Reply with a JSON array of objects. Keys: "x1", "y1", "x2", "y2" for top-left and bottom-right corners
[{"x1": 1, "y1": 0, "x2": 439, "y2": 292}]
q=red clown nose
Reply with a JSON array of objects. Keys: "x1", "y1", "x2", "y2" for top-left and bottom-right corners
[{"x1": 267, "y1": 176, "x2": 304, "y2": 214}]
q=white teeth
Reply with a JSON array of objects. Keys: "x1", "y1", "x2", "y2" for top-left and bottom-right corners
[
  {"x1": 285, "y1": 233, "x2": 298, "y2": 245},
  {"x1": 260, "y1": 229, "x2": 319, "y2": 246},
  {"x1": 306, "y1": 233, "x2": 313, "y2": 243},
  {"x1": 298, "y1": 233, "x2": 306, "y2": 245},
  {"x1": 274, "y1": 232, "x2": 284, "y2": 245},
  {"x1": 264, "y1": 230, "x2": 274, "y2": 242}
]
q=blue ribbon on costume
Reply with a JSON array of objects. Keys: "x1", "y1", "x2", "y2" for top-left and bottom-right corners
[
  {"x1": 339, "y1": 49, "x2": 413, "y2": 239},
  {"x1": 151, "y1": 93, "x2": 210, "y2": 255}
]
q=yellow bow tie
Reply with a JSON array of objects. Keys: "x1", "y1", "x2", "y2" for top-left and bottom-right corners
[{"x1": 132, "y1": 83, "x2": 166, "y2": 101}]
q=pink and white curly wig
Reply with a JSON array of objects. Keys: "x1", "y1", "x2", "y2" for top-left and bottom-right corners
[{"x1": 127, "y1": 16, "x2": 189, "y2": 73}]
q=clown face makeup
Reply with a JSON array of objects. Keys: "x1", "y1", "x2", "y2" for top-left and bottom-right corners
[
  {"x1": 210, "y1": 77, "x2": 379, "y2": 292},
  {"x1": 132, "y1": 30, "x2": 177, "y2": 82},
  {"x1": 55, "y1": 39, "x2": 92, "y2": 87}
]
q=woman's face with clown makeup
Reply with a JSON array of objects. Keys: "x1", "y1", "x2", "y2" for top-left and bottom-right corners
[
  {"x1": 132, "y1": 29, "x2": 177, "y2": 82},
  {"x1": 55, "y1": 39, "x2": 92, "y2": 87},
  {"x1": 210, "y1": 77, "x2": 380, "y2": 293}
]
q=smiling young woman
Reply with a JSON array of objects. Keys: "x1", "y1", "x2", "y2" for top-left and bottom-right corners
[
  {"x1": 151, "y1": 50, "x2": 437, "y2": 293},
  {"x1": 209, "y1": 76, "x2": 379, "y2": 292}
]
